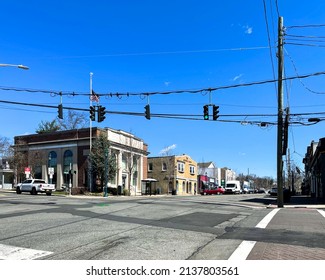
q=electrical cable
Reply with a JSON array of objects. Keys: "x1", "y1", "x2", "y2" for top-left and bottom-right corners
[{"x1": 1, "y1": 71, "x2": 325, "y2": 97}]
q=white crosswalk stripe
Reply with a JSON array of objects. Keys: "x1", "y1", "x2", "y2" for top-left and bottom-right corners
[{"x1": 0, "y1": 244, "x2": 52, "y2": 260}]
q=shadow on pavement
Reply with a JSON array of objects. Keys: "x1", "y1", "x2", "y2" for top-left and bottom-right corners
[{"x1": 241, "y1": 195, "x2": 323, "y2": 206}]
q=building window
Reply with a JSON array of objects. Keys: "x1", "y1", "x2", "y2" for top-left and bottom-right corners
[
  {"x1": 190, "y1": 165, "x2": 195, "y2": 175},
  {"x1": 34, "y1": 165, "x2": 42, "y2": 179},
  {"x1": 48, "y1": 151, "x2": 57, "y2": 184},
  {"x1": 162, "y1": 162, "x2": 167, "y2": 171},
  {"x1": 177, "y1": 162, "x2": 184, "y2": 173},
  {"x1": 148, "y1": 162, "x2": 153, "y2": 172},
  {"x1": 63, "y1": 150, "x2": 73, "y2": 185}
]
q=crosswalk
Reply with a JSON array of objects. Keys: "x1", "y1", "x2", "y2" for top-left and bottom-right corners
[
  {"x1": 0, "y1": 244, "x2": 52, "y2": 260},
  {"x1": 229, "y1": 208, "x2": 325, "y2": 260}
]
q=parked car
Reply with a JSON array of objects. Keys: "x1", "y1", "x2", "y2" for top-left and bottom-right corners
[
  {"x1": 244, "y1": 187, "x2": 255, "y2": 194},
  {"x1": 200, "y1": 186, "x2": 225, "y2": 195},
  {"x1": 256, "y1": 188, "x2": 267, "y2": 194},
  {"x1": 16, "y1": 179, "x2": 55, "y2": 196},
  {"x1": 269, "y1": 187, "x2": 278, "y2": 196}
]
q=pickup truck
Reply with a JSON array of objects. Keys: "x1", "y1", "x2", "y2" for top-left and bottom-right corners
[{"x1": 16, "y1": 179, "x2": 55, "y2": 196}]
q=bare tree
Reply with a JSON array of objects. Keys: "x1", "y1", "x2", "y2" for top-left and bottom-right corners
[
  {"x1": 28, "y1": 150, "x2": 47, "y2": 179},
  {"x1": 57, "y1": 110, "x2": 87, "y2": 130},
  {"x1": 0, "y1": 136, "x2": 11, "y2": 158},
  {"x1": 36, "y1": 110, "x2": 88, "y2": 134},
  {"x1": 36, "y1": 120, "x2": 60, "y2": 134}
]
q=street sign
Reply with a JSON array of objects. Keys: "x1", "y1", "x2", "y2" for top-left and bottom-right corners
[{"x1": 48, "y1": 167, "x2": 54, "y2": 175}]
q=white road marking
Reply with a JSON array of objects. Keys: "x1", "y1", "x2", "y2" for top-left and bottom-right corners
[
  {"x1": 0, "y1": 244, "x2": 52, "y2": 260},
  {"x1": 255, "y1": 208, "x2": 281, "y2": 229},
  {"x1": 317, "y1": 209, "x2": 325, "y2": 218},
  {"x1": 228, "y1": 240, "x2": 256, "y2": 260},
  {"x1": 228, "y1": 208, "x2": 281, "y2": 260}
]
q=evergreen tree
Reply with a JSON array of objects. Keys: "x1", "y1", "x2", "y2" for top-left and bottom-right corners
[{"x1": 89, "y1": 133, "x2": 116, "y2": 192}]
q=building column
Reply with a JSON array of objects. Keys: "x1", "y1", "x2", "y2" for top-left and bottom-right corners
[{"x1": 117, "y1": 151, "x2": 123, "y2": 190}]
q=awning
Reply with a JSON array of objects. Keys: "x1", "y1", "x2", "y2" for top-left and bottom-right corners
[{"x1": 142, "y1": 178, "x2": 158, "y2": 182}]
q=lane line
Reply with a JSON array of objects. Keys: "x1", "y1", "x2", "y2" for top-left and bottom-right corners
[
  {"x1": 255, "y1": 208, "x2": 281, "y2": 229},
  {"x1": 228, "y1": 240, "x2": 256, "y2": 260},
  {"x1": 317, "y1": 209, "x2": 325, "y2": 218},
  {"x1": 0, "y1": 244, "x2": 52, "y2": 260}
]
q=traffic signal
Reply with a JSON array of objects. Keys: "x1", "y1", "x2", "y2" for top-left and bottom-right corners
[
  {"x1": 203, "y1": 105, "x2": 209, "y2": 120},
  {"x1": 58, "y1": 104, "x2": 63, "y2": 119},
  {"x1": 89, "y1": 106, "x2": 96, "y2": 121},
  {"x1": 98, "y1": 105, "x2": 106, "y2": 122},
  {"x1": 213, "y1": 105, "x2": 219, "y2": 120},
  {"x1": 145, "y1": 104, "x2": 151, "y2": 120}
]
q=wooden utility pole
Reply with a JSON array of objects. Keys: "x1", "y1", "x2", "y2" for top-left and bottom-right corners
[{"x1": 277, "y1": 17, "x2": 284, "y2": 207}]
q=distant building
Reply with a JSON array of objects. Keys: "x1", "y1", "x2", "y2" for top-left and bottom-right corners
[
  {"x1": 198, "y1": 161, "x2": 218, "y2": 184},
  {"x1": 303, "y1": 139, "x2": 325, "y2": 202},
  {"x1": 0, "y1": 158, "x2": 13, "y2": 189},
  {"x1": 197, "y1": 162, "x2": 236, "y2": 190},
  {"x1": 148, "y1": 154, "x2": 197, "y2": 195},
  {"x1": 13, "y1": 127, "x2": 148, "y2": 195}
]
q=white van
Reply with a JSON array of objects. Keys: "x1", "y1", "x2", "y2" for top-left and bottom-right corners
[{"x1": 225, "y1": 180, "x2": 242, "y2": 194}]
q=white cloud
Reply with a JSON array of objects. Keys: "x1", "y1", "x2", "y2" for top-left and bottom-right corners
[
  {"x1": 233, "y1": 74, "x2": 243, "y2": 82},
  {"x1": 159, "y1": 144, "x2": 177, "y2": 155},
  {"x1": 243, "y1": 25, "x2": 253, "y2": 35}
]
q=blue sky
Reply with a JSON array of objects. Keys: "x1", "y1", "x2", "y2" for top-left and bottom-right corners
[{"x1": 1, "y1": 0, "x2": 325, "y2": 178}]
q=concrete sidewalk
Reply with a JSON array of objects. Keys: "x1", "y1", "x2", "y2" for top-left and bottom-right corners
[{"x1": 247, "y1": 207, "x2": 325, "y2": 260}]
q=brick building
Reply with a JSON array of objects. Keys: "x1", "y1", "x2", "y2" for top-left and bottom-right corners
[
  {"x1": 147, "y1": 154, "x2": 198, "y2": 195},
  {"x1": 13, "y1": 127, "x2": 148, "y2": 195},
  {"x1": 303, "y1": 138, "x2": 325, "y2": 202}
]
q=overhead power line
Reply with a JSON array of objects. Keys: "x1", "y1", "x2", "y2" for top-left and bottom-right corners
[
  {"x1": 286, "y1": 24, "x2": 325, "y2": 29},
  {"x1": 1, "y1": 71, "x2": 325, "y2": 98},
  {"x1": 1, "y1": 98, "x2": 325, "y2": 126}
]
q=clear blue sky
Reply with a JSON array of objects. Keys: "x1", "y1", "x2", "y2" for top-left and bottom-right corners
[{"x1": 1, "y1": 0, "x2": 325, "y2": 178}]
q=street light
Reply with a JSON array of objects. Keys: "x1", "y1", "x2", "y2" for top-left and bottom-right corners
[{"x1": 0, "y1": 63, "x2": 29, "y2": 70}]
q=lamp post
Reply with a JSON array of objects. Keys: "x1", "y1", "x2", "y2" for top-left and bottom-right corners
[{"x1": 0, "y1": 63, "x2": 29, "y2": 70}]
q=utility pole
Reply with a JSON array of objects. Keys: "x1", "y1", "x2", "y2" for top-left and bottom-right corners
[{"x1": 277, "y1": 16, "x2": 284, "y2": 207}]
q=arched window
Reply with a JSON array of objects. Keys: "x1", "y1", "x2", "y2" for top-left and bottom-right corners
[
  {"x1": 63, "y1": 150, "x2": 73, "y2": 185},
  {"x1": 48, "y1": 151, "x2": 57, "y2": 184}
]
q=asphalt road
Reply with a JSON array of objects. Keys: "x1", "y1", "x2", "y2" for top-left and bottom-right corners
[{"x1": 0, "y1": 191, "x2": 324, "y2": 260}]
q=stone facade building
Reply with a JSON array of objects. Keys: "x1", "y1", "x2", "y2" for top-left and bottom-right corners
[{"x1": 13, "y1": 127, "x2": 148, "y2": 195}]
